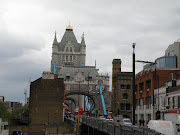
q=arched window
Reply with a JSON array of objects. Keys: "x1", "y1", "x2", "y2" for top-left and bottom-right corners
[
  {"x1": 123, "y1": 93, "x2": 128, "y2": 100},
  {"x1": 70, "y1": 47, "x2": 72, "y2": 52},
  {"x1": 121, "y1": 84, "x2": 125, "y2": 90},
  {"x1": 66, "y1": 47, "x2": 69, "y2": 52},
  {"x1": 126, "y1": 103, "x2": 131, "y2": 110},
  {"x1": 126, "y1": 85, "x2": 131, "y2": 90},
  {"x1": 121, "y1": 103, "x2": 125, "y2": 110}
]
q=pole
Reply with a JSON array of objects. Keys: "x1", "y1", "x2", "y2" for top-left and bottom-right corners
[
  {"x1": 63, "y1": 84, "x2": 66, "y2": 122},
  {"x1": 88, "y1": 72, "x2": 89, "y2": 113},
  {"x1": 158, "y1": 76, "x2": 159, "y2": 111},
  {"x1": 132, "y1": 43, "x2": 136, "y2": 125}
]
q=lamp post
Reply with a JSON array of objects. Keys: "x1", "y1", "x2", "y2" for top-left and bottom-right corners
[{"x1": 132, "y1": 43, "x2": 136, "y2": 125}]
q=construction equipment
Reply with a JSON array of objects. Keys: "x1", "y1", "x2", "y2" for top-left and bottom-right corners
[{"x1": 99, "y1": 84, "x2": 107, "y2": 117}]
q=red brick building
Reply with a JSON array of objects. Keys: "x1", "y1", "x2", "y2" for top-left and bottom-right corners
[{"x1": 135, "y1": 68, "x2": 180, "y2": 124}]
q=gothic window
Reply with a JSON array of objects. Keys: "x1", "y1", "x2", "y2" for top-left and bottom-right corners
[
  {"x1": 123, "y1": 93, "x2": 128, "y2": 100},
  {"x1": 70, "y1": 47, "x2": 72, "y2": 52},
  {"x1": 66, "y1": 47, "x2": 69, "y2": 52}
]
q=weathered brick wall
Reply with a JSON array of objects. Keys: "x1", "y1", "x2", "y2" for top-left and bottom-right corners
[
  {"x1": 29, "y1": 78, "x2": 64, "y2": 125},
  {"x1": 9, "y1": 125, "x2": 29, "y2": 135}
]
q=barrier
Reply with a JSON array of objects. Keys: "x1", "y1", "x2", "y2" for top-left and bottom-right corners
[{"x1": 80, "y1": 116, "x2": 164, "y2": 135}]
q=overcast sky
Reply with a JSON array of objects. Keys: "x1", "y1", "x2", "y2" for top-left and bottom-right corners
[{"x1": 1, "y1": 0, "x2": 180, "y2": 103}]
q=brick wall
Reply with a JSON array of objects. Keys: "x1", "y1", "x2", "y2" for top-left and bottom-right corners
[{"x1": 29, "y1": 78, "x2": 64, "y2": 125}]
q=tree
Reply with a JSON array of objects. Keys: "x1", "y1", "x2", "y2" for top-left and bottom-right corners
[
  {"x1": 0, "y1": 102, "x2": 11, "y2": 121},
  {"x1": 15, "y1": 103, "x2": 29, "y2": 117}
]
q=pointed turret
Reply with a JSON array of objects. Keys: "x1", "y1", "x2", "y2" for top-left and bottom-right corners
[
  {"x1": 81, "y1": 32, "x2": 86, "y2": 46},
  {"x1": 51, "y1": 31, "x2": 59, "y2": 73},
  {"x1": 80, "y1": 32, "x2": 86, "y2": 66},
  {"x1": 53, "y1": 31, "x2": 58, "y2": 45},
  {"x1": 52, "y1": 31, "x2": 58, "y2": 54}
]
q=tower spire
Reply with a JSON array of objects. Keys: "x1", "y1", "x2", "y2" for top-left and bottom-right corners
[
  {"x1": 53, "y1": 31, "x2": 58, "y2": 44},
  {"x1": 81, "y1": 32, "x2": 86, "y2": 45}
]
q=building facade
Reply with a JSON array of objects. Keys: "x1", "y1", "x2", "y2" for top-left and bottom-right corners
[
  {"x1": 4, "y1": 101, "x2": 22, "y2": 112},
  {"x1": 46, "y1": 25, "x2": 111, "y2": 115},
  {"x1": 154, "y1": 79, "x2": 180, "y2": 120},
  {"x1": 111, "y1": 59, "x2": 133, "y2": 118},
  {"x1": 51, "y1": 25, "x2": 86, "y2": 74},
  {"x1": 135, "y1": 40, "x2": 180, "y2": 125}
]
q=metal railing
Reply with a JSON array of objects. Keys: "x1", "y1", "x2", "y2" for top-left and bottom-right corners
[{"x1": 80, "y1": 116, "x2": 164, "y2": 135}]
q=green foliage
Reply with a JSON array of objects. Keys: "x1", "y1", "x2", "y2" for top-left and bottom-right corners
[
  {"x1": 0, "y1": 102, "x2": 11, "y2": 121},
  {"x1": 15, "y1": 103, "x2": 29, "y2": 117},
  {"x1": 0, "y1": 102, "x2": 29, "y2": 121}
]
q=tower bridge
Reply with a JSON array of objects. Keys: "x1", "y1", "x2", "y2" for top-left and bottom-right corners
[{"x1": 49, "y1": 25, "x2": 111, "y2": 115}]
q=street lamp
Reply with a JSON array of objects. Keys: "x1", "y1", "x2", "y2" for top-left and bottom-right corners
[{"x1": 132, "y1": 43, "x2": 136, "y2": 125}]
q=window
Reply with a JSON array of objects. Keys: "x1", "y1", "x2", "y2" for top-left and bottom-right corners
[
  {"x1": 121, "y1": 84, "x2": 125, "y2": 90},
  {"x1": 70, "y1": 47, "x2": 72, "y2": 52},
  {"x1": 123, "y1": 93, "x2": 128, "y2": 100},
  {"x1": 156, "y1": 97, "x2": 159, "y2": 108},
  {"x1": 161, "y1": 96, "x2": 165, "y2": 108},
  {"x1": 126, "y1": 85, "x2": 131, "y2": 90},
  {"x1": 73, "y1": 56, "x2": 76, "y2": 60},
  {"x1": 140, "y1": 82, "x2": 144, "y2": 93},
  {"x1": 126, "y1": 103, "x2": 131, "y2": 110},
  {"x1": 66, "y1": 47, "x2": 69, "y2": 52},
  {"x1": 70, "y1": 56, "x2": 72, "y2": 61},
  {"x1": 63, "y1": 55, "x2": 65, "y2": 61},
  {"x1": 174, "y1": 96, "x2": 178, "y2": 108},
  {"x1": 140, "y1": 98, "x2": 144, "y2": 109},
  {"x1": 135, "y1": 85, "x2": 137, "y2": 94},
  {"x1": 88, "y1": 76, "x2": 92, "y2": 81},
  {"x1": 146, "y1": 97, "x2": 151, "y2": 109},
  {"x1": 169, "y1": 97, "x2": 173, "y2": 109},
  {"x1": 146, "y1": 80, "x2": 151, "y2": 90},
  {"x1": 121, "y1": 103, "x2": 125, "y2": 110},
  {"x1": 66, "y1": 55, "x2": 68, "y2": 60},
  {"x1": 66, "y1": 73, "x2": 70, "y2": 80}
]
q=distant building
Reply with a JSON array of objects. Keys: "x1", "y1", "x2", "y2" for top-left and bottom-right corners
[
  {"x1": 0, "y1": 96, "x2": 4, "y2": 102},
  {"x1": 4, "y1": 101, "x2": 22, "y2": 112},
  {"x1": 135, "y1": 41, "x2": 180, "y2": 125},
  {"x1": 154, "y1": 79, "x2": 180, "y2": 120},
  {"x1": 111, "y1": 59, "x2": 133, "y2": 118}
]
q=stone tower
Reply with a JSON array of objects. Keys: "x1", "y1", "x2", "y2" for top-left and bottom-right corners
[
  {"x1": 51, "y1": 24, "x2": 86, "y2": 74},
  {"x1": 47, "y1": 25, "x2": 111, "y2": 115},
  {"x1": 111, "y1": 59, "x2": 121, "y2": 112}
]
